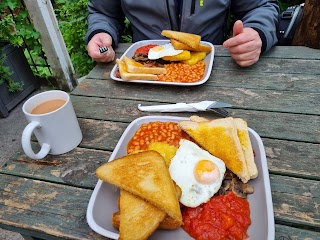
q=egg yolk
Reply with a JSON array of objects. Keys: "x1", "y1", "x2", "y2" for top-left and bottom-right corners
[
  {"x1": 151, "y1": 46, "x2": 164, "y2": 52},
  {"x1": 194, "y1": 160, "x2": 220, "y2": 184}
]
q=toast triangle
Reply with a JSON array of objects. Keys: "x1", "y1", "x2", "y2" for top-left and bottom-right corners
[
  {"x1": 178, "y1": 117, "x2": 250, "y2": 183},
  {"x1": 234, "y1": 118, "x2": 258, "y2": 179},
  {"x1": 170, "y1": 38, "x2": 212, "y2": 52},
  {"x1": 119, "y1": 189, "x2": 166, "y2": 240},
  {"x1": 96, "y1": 150, "x2": 182, "y2": 222},
  {"x1": 161, "y1": 30, "x2": 201, "y2": 48},
  {"x1": 116, "y1": 58, "x2": 159, "y2": 81}
]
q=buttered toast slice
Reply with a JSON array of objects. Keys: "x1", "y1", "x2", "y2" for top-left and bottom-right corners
[
  {"x1": 170, "y1": 39, "x2": 212, "y2": 52},
  {"x1": 123, "y1": 56, "x2": 166, "y2": 75},
  {"x1": 185, "y1": 116, "x2": 257, "y2": 180},
  {"x1": 96, "y1": 150, "x2": 182, "y2": 222},
  {"x1": 116, "y1": 59, "x2": 159, "y2": 81},
  {"x1": 119, "y1": 189, "x2": 166, "y2": 240},
  {"x1": 112, "y1": 210, "x2": 182, "y2": 231},
  {"x1": 234, "y1": 118, "x2": 258, "y2": 179},
  {"x1": 179, "y1": 117, "x2": 250, "y2": 183},
  {"x1": 161, "y1": 30, "x2": 201, "y2": 49}
]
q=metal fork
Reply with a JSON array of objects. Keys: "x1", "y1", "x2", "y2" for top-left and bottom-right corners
[{"x1": 207, "y1": 108, "x2": 230, "y2": 117}]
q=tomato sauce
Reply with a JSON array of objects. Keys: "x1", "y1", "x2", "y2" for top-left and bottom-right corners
[
  {"x1": 134, "y1": 44, "x2": 159, "y2": 55},
  {"x1": 182, "y1": 192, "x2": 251, "y2": 240}
]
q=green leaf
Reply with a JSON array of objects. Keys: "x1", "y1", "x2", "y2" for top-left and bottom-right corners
[
  {"x1": 32, "y1": 31, "x2": 40, "y2": 39},
  {"x1": 7, "y1": 1, "x2": 17, "y2": 10},
  {"x1": 18, "y1": 29, "x2": 26, "y2": 35},
  {"x1": 33, "y1": 45, "x2": 42, "y2": 54},
  {"x1": 20, "y1": 9, "x2": 28, "y2": 18},
  {"x1": 26, "y1": 24, "x2": 34, "y2": 31}
]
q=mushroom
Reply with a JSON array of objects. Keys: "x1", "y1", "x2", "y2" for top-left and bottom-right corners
[
  {"x1": 218, "y1": 179, "x2": 232, "y2": 195},
  {"x1": 232, "y1": 182, "x2": 254, "y2": 198},
  {"x1": 218, "y1": 169, "x2": 255, "y2": 198}
]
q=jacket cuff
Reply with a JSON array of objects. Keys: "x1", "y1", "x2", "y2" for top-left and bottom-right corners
[{"x1": 251, "y1": 27, "x2": 267, "y2": 54}]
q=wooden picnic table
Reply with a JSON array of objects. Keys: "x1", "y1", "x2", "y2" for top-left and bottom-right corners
[{"x1": 0, "y1": 43, "x2": 319, "y2": 240}]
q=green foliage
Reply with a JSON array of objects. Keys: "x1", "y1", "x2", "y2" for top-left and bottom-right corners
[
  {"x1": 121, "y1": 17, "x2": 132, "y2": 43},
  {"x1": 0, "y1": 0, "x2": 25, "y2": 92},
  {"x1": 0, "y1": 0, "x2": 51, "y2": 92},
  {"x1": 54, "y1": 0, "x2": 95, "y2": 77},
  {"x1": 0, "y1": 0, "x2": 44, "y2": 65},
  {"x1": 0, "y1": 49, "x2": 23, "y2": 92}
]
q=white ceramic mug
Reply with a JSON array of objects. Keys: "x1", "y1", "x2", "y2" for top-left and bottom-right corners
[{"x1": 22, "y1": 90, "x2": 82, "y2": 159}]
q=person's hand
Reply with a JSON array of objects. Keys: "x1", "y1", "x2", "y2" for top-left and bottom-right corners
[
  {"x1": 87, "y1": 32, "x2": 115, "y2": 63},
  {"x1": 223, "y1": 20, "x2": 262, "y2": 67}
]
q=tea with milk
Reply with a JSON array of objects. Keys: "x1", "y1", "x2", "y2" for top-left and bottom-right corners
[{"x1": 31, "y1": 99, "x2": 66, "y2": 114}]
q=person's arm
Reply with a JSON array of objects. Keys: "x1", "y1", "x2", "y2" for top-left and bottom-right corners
[
  {"x1": 223, "y1": 20, "x2": 263, "y2": 67},
  {"x1": 85, "y1": 0, "x2": 125, "y2": 47},
  {"x1": 223, "y1": 0, "x2": 279, "y2": 67},
  {"x1": 85, "y1": 0, "x2": 125, "y2": 62},
  {"x1": 231, "y1": 0, "x2": 279, "y2": 54}
]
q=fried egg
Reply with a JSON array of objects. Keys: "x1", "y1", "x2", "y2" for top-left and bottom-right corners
[
  {"x1": 169, "y1": 139, "x2": 226, "y2": 207},
  {"x1": 148, "y1": 43, "x2": 183, "y2": 60}
]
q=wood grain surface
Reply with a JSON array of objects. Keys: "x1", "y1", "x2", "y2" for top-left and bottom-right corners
[{"x1": 0, "y1": 44, "x2": 319, "y2": 240}]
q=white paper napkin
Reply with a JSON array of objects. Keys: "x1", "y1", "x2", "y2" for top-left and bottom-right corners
[{"x1": 138, "y1": 101, "x2": 218, "y2": 112}]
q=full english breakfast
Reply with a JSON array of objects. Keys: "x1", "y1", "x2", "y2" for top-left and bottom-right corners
[
  {"x1": 115, "y1": 30, "x2": 212, "y2": 83},
  {"x1": 95, "y1": 116, "x2": 257, "y2": 239}
]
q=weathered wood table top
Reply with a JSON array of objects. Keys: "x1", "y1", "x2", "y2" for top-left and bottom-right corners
[{"x1": 0, "y1": 44, "x2": 319, "y2": 240}]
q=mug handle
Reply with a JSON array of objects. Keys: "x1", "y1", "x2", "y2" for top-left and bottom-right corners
[{"x1": 21, "y1": 121, "x2": 51, "y2": 159}]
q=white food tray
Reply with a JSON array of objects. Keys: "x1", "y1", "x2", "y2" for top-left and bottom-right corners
[
  {"x1": 110, "y1": 40, "x2": 215, "y2": 86},
  {"x1": 87, "y1": 116, "x2": 275, "y2": 240}
]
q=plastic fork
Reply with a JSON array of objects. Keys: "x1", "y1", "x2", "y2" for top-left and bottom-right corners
[{"x1": 99, "y1": 46, "x2": 109, "y2": 54}]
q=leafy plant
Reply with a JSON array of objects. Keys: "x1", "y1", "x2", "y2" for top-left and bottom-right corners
[
  {"x1": 0, "y1": 48, "x2": 23, "y2": 92},
  {"x1": 0, "y1": 0, "x2": 42, "y2": 60},
  {"x1": 0, "y1": 1, "x2": 24, "y2": 92},
  {"x1": 0, "y1": 0, "x2": 52, "y2": 92},
  {"x1": 54, "y1": 0, "x2": 95, "y2": 77},
  {"x1": 121, "y1": 17, "x2": 133, "y2": 43}
]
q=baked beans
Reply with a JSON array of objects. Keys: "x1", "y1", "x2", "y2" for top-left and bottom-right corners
[
  {"x1": 158, "y1": 61, "x2": 205, "y2": 83},
  {"x1": 127, "y1": 121, "x2": 190, "y2": 154}
]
